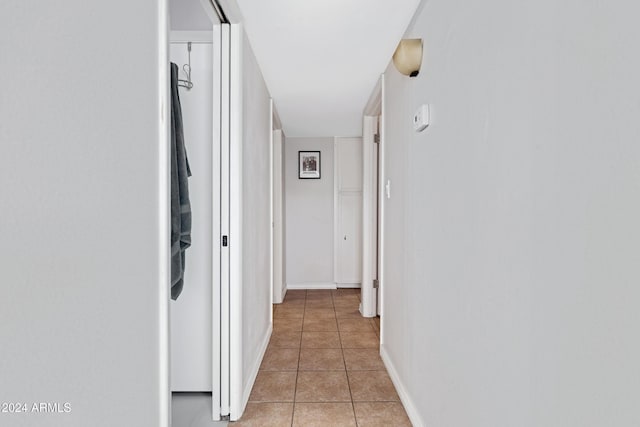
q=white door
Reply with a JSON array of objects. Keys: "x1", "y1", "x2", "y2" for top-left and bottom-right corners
[
  {"x1": 335, "y1": 137, "x2": 363, "y2": 286},
  {"x1": 361, "y1": 77, "x2": 384, "y2": 318},
  {"x1": 337, "y1": 192, "x2": 363, "y2": 283},
  {"x1": 219, "y1": 22, "x2": 232, "y2": 418}
]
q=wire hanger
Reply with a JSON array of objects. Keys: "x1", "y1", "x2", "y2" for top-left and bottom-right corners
[{"x1": 178, "y1": 42, "x2": 194, "y2": 90}]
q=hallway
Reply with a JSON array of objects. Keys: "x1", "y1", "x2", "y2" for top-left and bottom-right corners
[{"x1": 233, "y1": 289, "x2": 410, "y2": 426}]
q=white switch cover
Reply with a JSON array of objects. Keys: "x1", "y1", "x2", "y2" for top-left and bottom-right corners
[
  {"x1": 385, "y1": 179, "x2": 391, "y2": 199},
  {"x1": 413, "y1": 104, "x2": 429, "y2": 132}
]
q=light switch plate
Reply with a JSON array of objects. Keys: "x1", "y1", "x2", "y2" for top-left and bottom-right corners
[{"x1": 413, "y1": 104, "x2": 429, "y2": 132}]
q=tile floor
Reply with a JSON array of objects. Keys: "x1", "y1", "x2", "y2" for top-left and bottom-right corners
[{"x1": 232, "y1": 289, "x2": 411, "y2": 427}]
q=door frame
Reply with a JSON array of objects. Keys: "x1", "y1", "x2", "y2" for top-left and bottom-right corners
[
  {"x1": 218, "y1": 21, "x2": 232, "y2": 419},
  {"x1": 228, "y1": 22, "x2": 243, "y2": 421},
  {"x1": 361, "y1": 75, "x2": 385, "y2": 320},
  {"x1": 210, "y1": 23, "x2": 223, "y2": 421},
  {"x1": 271, "y1": 117, "x2": 286, "y2": 304},
  {"x1": 211, "y1": 19, "x2": 242, "y2": 422},
  {"x1": 269, "y1": 100, "x2": 274, "y2": 306}
]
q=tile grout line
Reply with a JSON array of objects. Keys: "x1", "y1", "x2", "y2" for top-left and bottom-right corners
[
  {"x1": 334, "y1": 290, "x2": 359, "y2": 426},
  {"x1": 289, "y1": 290, "x2": 307, "y2": 427},
  {"x1": 353, "y1": 289, "x2": 364, "y2": 426}
]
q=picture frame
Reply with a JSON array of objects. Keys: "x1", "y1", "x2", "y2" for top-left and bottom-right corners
[{"x1": 298, "y1": 151, "x2": 321, "y2": 179}]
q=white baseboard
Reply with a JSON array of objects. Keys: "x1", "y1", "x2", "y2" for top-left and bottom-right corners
[
  {"x1": 287, "y1": 282, "x2": 337, "y2": 290},
  {"x1": 380, "y1": 344, "x2": 425, "y2": 427},
  {"x1": 238, "y1": 323, "x2": 272, "y2": 420},
  {"x1": 336, "y1": 283, "x2": 361, "y2": 289}
]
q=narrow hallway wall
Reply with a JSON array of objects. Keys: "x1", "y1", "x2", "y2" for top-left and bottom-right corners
[
  {"x1": 0, "y1": 1, "x2": 169, "y2": 426},
  {"x1": 381, "y1": 0, "x2": 640, "y2": 426},
  {"x1": 284, "y1": 137, "x2": 335, "y2": 287},
  {"x1": 238, "y1": 27, "x2": 274, "y2": 416}
]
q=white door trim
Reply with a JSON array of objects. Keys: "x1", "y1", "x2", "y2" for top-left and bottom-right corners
[
  {"x1": 228, "y1": 22, "x2": 243, "y2": 421},
  {"x1": 378, "y1": 75, "x2": 386, "y2": 341},
  {"x1": 210, "y1": 23, "x2": 223, "y2": 422},
  {"x1": 269, "y1": 99, "x2": 275, "y2": 307},
  {"x1": 158, "y1": 1, "x2": 170, "y2": 425},
  {"x1": 272, "y1": 128, "x2": 285, "y2": 303},
  {"x1": 333, "y1": 137, "x2": 339, "y2": 284}
]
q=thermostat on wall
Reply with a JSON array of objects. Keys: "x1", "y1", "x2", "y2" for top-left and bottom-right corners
[{"x1": 413, "y1": 104, "x2": 430, "y2": 132}]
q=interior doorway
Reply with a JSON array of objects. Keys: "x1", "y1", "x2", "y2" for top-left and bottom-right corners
[{"x1": 361, "y1": 75, "x2": 385, "y2": 324}]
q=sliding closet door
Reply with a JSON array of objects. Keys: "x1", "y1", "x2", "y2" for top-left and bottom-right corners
[{"x1": 218, "y1": 22, "x2": 232, "y2": 418}]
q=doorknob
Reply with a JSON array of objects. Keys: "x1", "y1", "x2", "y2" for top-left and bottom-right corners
[{"x1": 344, "y1": 235, "x2": 347, "y2": 240}]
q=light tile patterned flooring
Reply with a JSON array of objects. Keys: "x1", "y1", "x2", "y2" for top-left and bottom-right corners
[{"x1": 232, "y1": 289, "x2": 411, "y2": 427}]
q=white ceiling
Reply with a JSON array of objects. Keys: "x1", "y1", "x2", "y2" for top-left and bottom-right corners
[
  {"x1": 236, "y1": 0, "x2": 421, "y2": 137},
  {"x1": 170, "y1": 0, "x2": 422, "y2": 137}
]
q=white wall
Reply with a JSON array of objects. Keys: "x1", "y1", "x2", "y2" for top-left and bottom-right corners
[
  {"x1": 381, "y1": 1, "x2": 640, "y2": 426},
  {"x1": 238, "y1": 28, "x2": 273, "y2": 417},
  {"x1": 169, "y1": 0, "x2": 213, "y2": 30},
  {"x1": 285, "y1": 137, "x2": 335, "y2": 287},
  {"x1": 0, "y1": 1, "x2": 168, "y2": 426}
]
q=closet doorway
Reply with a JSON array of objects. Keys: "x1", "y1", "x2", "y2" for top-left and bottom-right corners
[
  {"x1": 170, "y1": 32, "x2": 216, "y2": 394},
  {"x1": 168, "y1": 0, "x2": 234, "y2": 423}
]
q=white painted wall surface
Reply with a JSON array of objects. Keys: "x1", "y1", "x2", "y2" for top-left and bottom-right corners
[
  {"x1": 169, "y1": 0, "x2": 213, "y2": 31},
  {"x1": 169, "y1": 41, "x2": 213, "y2": 392},
  {"x1": 336, "y1": 137, "x2": 363, "y2": 193},
  {"x1": 237, "y1": 28, "x2": 273, "y2": 418},
  {"x1": 381, "y1": 1, "x2": 640, "y2": 426},
  {"x1": 0, "y1": 1, "x2": 168, "y2": 426},
  {"x1": 285, "y1": 137, "x2": 335, "y2": 287}
]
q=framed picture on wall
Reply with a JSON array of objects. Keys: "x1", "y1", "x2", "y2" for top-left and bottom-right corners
[{"x1": 298, "y1": 151, "x2": 321, "y2": 179}]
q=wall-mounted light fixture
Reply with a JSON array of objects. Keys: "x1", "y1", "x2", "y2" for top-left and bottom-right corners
[{"x1": 392, "y1": 39, "x2": 423, "y2": 77}]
